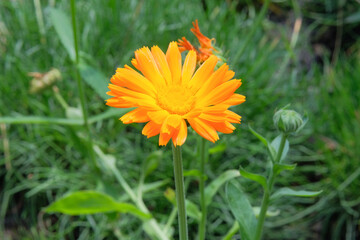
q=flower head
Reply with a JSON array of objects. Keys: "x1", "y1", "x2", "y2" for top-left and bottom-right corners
[
  {"x1": 178, "y1": 20, "x2": 217, "y2": 64},
  {"x1": 106, "y1": 42, "x2": 245, "y2": 146},
  {"x1": 273, "y1": 109, "x2": 305, "y2": 134}
]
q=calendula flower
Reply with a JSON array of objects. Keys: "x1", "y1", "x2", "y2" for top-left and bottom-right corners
[
  {"x1": 106, "y1": 42, "x2": 245, "y2": 146},
  {"x1": 178, "y1": 20, "x2": 217, "y2": 63}
]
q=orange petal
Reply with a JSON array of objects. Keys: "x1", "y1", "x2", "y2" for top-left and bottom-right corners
[
  {"x1": 196, "y1": 63, "x2": 228, "y2": 98},
  {"x1": 166, "y1": 42, "x2": 182, "y2": 84},
  {"x1": 120, "y1": 108, "x2": 150, "y2": 124},
  {"x1": 106, "y1": 97, "x2": 133, "y2": 108},
  {"x1": 131, "y1": 58, "x2": 141, "y2": 71},
  {"x1": 225, "y1": 110, "x2": 242, "y2": 123},
  {"x1": 148, "y1": 110, "x2": 169, "y2": 124},
  {"x1": 142, "y1": 121, "x2": 161, "y2": 138},
  {"x1": 181, "y1": 50, "x2": 197, "y2": 85},
  {"x1": 187, "y1": 55, "x2": 217, "y2": 91},
  {"x1": 159, "y1": 131, "x2": 172, "y2": 146},
  {"x1": 188, "y1": 118, "x2": 219, "y2": 143},
  {"x1": 196, "y1": 80, "x2": 242, "y2": 107},
  {"x1": 135, "y1": 47, "x2": 166, "y2": 88},
  {"x1": 151, "y1": 46, "x2": 172, "y2": 85},
  {"x1": 198, "y1": 113, "x2": 227, "y2": 122},
  {"x1": 208, "y1": 121, "x2": 235, "y2": 134},
  {"x1": 172, "y1": 119, "x2": 187, "y2": 146},
  {"x1": 222, "y1": 94, "x2": 246, "y2": 106},
  {"x1": 167, "y1": 114, "x2": 182, "y2": 129},
  {"x1": 114, "y1": 68, "x2": 157, "y2": 97},
  {"x1": 121, "y1": 96, "x2": 159, "y2": 110}
]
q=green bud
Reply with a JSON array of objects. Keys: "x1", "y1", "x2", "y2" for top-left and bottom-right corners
[{"x1": 273, "y1": 109, "x2": 304, "y2": 134}]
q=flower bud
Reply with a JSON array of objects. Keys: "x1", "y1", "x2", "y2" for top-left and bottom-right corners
[{"x1": 273, "y1": 109, "x2": 304, "y2": 134}]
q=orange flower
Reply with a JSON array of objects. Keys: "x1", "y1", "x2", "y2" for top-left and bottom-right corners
[
  {"x1": 106, "y1": 42, "x2": 245, "y2": 146},
  {"x1": 178, "y1": 20, "x2": 216, "y2": 63}
]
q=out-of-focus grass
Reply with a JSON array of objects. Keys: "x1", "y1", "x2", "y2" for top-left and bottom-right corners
[{"x1": 0, "y1": 0, "x2": 359, "y2": 239}]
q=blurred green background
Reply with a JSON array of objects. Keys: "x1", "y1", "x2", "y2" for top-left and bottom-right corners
[{"x1": 0, "y1": 0, "x2": 360, "y2": 239}]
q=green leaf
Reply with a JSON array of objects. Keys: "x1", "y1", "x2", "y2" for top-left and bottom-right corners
[
  {"x1": 271, "y1": 135, "x2": 289, "y2": 162},
  {"x1": 273, "y1": 163, "x2": 296, "y2": 175},
  {"x1": 248, "y1": 125, "x2": 268, "y2": 147},
  {"x1": 226, "y1": 181, "x2": 256, "y2": 240},
  {"x1": 186, "y1": 200, "x2": 201, "y2": 222},
  {"x1": 183, "y1": 169, "x2": 207, "y2": 180},
  {"x1": 270, "y1": 187, "x2": 323, "y2": 201},
  {"x1": 78, "y1": 63, "x2": 110, "y2": 100},
  {"x1": 44, "y1": 191, "x2": 151, "y2": 219},
  {"x1": 49, "y1": 8, "x2": 75, "y2": 61},
  {"x1": 239, "y1": 167, "x2": 267, "y2": 190},
  {"x1": 204, "y1": 170, "x2": 240, "y2": 206}
]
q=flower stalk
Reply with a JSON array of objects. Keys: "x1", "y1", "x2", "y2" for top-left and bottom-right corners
[
  {"x1": 198, "y1": 137, "x2": 207, "y2": 240},
  {"x1": 254, "y1": 133, "x2": 287, "y2": 240},
  {"x1": 172, "y1": 145, "x2": 188, "y2": 240}
]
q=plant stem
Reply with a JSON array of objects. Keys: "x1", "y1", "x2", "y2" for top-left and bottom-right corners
[
  {"x1": 255, "y1": 133, "x2": 287, "y2": 240},
  {"x1": 70, "y1": 0, "x2": 97, "y2": 171},
  {"x1": 172, "y1": 145, "x2": 188, "y2": 240},
  {"x1": 198, "y1": 138, "x2": 207, "y2": 240},
  {"x1": 276, "y1": 133, "x2": 287, "y2": 163},
  {"x1": 254, "y1": 171, "x2": 274, "y2": 240}
]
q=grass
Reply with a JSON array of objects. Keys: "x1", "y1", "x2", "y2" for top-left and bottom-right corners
[{"x1": 1, "y1": 0, "x2": 359, "y2": 239}]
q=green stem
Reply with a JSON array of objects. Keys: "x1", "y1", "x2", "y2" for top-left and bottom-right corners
[
  {"x1": 172, "y1": 145, "x2": 188, "y2": 240},
  {"x1": 255, "y1": 133, "x2": 287, "y2": 240},
  {"x1": 275, "y1": 133, "x2": 287, "y2": 163},
  {"x1": 70, "y1": 0, "x2": 97, "y2": 171},
  {"x1": 198, "y1": 138, "x2": 207, "y2": 240}
]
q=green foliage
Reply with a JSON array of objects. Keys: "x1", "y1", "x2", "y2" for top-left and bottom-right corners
[
  {"x1": 45, "y1": 191, "x2": 151, "y2": 219},
  {"x1": 204, "y1": 170, "x2": 240, "y2": 207},
  {"x1": 270, "y1": 188, "x2": 323, "y2": 202},
  {"x1": 226, "y1": 181, "x2": 257, "y2": 240}
]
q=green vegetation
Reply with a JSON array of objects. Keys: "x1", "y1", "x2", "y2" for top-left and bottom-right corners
[{"x1": 1, "y1": 0, "x2": 359, "y2": 239}]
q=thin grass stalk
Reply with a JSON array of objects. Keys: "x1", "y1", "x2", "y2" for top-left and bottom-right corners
[
  {"x1": 232, "y1": 0, "x2": 271, "y2": 63},
  {"x1": 70, "y1": 0, "x2": 97, "y2": 170}
]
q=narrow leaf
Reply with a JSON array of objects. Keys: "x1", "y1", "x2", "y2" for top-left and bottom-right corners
[
  {"x1": 205, "y1": 170, "x2": 240, "y2": 206},
  {"x1": 78, "y1": 63, "x2": 110, "y2": 100},
  {"x1": 226, "y1": 181, "x2": 256, "y2": 240},
  {"x1": 270, "y1": 187, "x2": 323, "y2": 201},
  {"x1": 44, "y1": 191, "x2": 150, "y2": 219},
  {"x1": 274, "y1": 163, "x2": 296, "y2": 175},
  {"x1": 248, "y1": 125, "x2": 268, "y2": 147},
  {"x1": 239, "y1": 167, "x2": 267, "y2": 190},
  {"x1": 49, "y1": 8, "x2": 75, "y2": 61}
]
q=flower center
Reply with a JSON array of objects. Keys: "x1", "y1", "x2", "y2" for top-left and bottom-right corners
[{"x1": 157, "y1": 85, "x2": 195, "y2": 115}]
